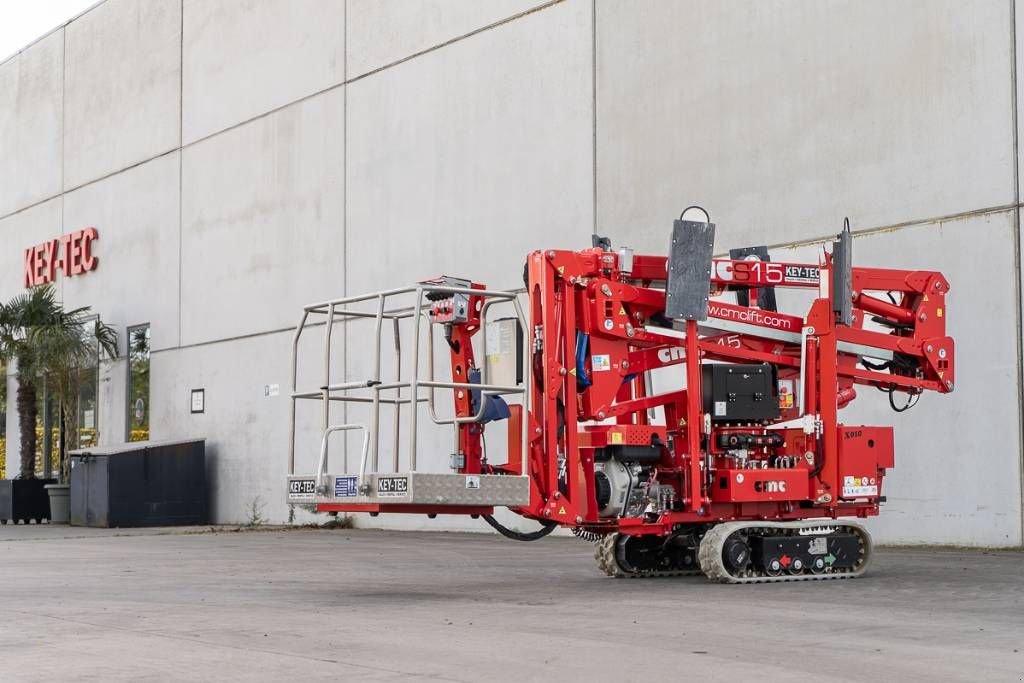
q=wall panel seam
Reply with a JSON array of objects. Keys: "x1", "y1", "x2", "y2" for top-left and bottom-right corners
[
  {"x1": 178, "y1": 0, "x2": 184, "y2": 349},
  {"x1": 1011, "y1": 0, "x2": 1024, "y2": 547}
]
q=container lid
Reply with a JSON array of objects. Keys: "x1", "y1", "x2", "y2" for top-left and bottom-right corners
[{"x1": 68, "y1": 438, "x2": 206, "y2": 457}]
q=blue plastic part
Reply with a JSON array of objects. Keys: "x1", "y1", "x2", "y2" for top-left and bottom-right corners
[
  {"x1": 575, "y1": 331, "x2": 592, "y2": 390},
  {"x1": 469, "y1": 367, "x2": 511, "y2": 423}
]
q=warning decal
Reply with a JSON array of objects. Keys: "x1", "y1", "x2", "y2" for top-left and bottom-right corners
[{"x1": 842, "y1": 475, "x2": 878, "y2": 498}]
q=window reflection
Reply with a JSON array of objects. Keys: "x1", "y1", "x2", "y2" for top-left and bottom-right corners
[{"x1": 127, "y1": 325, "x2": 150, "y2": 442}]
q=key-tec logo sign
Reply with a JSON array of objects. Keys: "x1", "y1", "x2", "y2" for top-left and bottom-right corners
[{"x1": 24, "y1": 228, "x2": 99, "y2": 288}]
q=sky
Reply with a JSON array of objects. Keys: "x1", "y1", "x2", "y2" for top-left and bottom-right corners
[{"x1": 0, "y1": 0, "x2": 97, "y2": 62}]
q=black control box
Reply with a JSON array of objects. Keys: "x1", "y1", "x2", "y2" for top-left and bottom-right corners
[{"x1": 701, "y1": 363, "x2": 779, "y2": 423}]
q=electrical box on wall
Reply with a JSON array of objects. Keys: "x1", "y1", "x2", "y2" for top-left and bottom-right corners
[{"x1": 485, "y1": 317, "x2": 523, "y2": 387}]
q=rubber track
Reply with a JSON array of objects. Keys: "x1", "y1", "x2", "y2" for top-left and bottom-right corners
[
  {"x1": 697, "y1": 520, "x2": 872, "y2": 584},
  {"x1": 595, "y1": 533, "x2": 703, "y2": 578}
]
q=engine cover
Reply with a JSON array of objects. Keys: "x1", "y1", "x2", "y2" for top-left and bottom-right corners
[{"x1": 594, "y1": 460, "x2": 643, "y2": 518}]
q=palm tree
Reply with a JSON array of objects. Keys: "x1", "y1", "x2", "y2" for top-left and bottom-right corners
[{"x1": 0, "y1": 285, "x2": 117, "y2": 480}]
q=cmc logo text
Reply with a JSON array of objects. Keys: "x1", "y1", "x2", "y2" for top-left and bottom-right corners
[{"x1": 657, "y1": 346, "x2": 685, "y2": 363}]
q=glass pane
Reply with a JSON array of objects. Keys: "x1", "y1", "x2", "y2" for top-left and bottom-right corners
[
  {"x1": 34, "y1": 387, "x2": 57, "y2": 478},
  {"x1": 77, "y1": 366, "x2": 98, "y2": 449},
  {"x1": 127, "y1": 325, "x2": 150, "y2": 442}
]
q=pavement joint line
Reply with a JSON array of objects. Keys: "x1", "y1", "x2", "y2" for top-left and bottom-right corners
[{"x1": 1, "y1": 525, "x2": 1022, "y2": 553}]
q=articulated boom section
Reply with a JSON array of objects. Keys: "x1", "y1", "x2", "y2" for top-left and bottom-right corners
[{"x1": 287, "y1": 215, "x2": 953, "y2": 583}]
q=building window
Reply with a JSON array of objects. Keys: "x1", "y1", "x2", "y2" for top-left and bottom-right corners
[
  {"x1": 127, "y1": 324, "x2": 150, "y2": 442},
  {"x1": 35, "y1": 384, "x2": 58, "y2": 478}
]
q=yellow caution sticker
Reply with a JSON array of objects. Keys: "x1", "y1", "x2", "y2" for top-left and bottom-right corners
[
  {"x1": 610, "y1": 432, "x2": 623, "y2": 444},
  {"x1": 923, "y1": 294, "x2": 929, "y2": 302},
  {"x1": 558, "y1": 506, "x2": 566, "y2": 515},
  {"x1": 569, "y1": 367, "x2": 577, "y2": 376},
  {"x1": 557, "y1": 265, "x2": 565, "y2": 275},
  {"x1": 937, "y1": 308, "x2": 943, "y2": 318},
  {"x1": 619, "y1": 306, "x2": 627, "y2": 316}
]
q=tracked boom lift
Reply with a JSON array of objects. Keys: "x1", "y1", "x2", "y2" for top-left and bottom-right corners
[{"x1": 287, "y1": 211, "x2": 954, "y2": 583}]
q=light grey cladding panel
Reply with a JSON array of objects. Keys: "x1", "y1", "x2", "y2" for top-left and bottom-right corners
[
  {"x1": 61, "y1": 153, "x2": 181, "y2": 351},
  {"x1": 64, "y1": 0, "x2": 181, "y2": 188},
  {"x1": 778, "y1": 212, "x2": 1021, "y2": 547},
  {"x1": 180, "y1": 88, "x2": 345, "y2": 346},
  {"x1": 344, "y1": 1, "x2": 592, "y2": 533},
  {"x1": 0, "y1": 198, "x2": 64, "y2": 301},
  {"x1": 345, "y1": 0, "x2": 593, "y2": 296},
  {"x1": 182, "y1": 0, "x2": 346, "y2": 143},
  {"x1": 150, "y1": 330, "x2": 342, "y2": 524},
  {"x1": 596, "y1": 1, "x2": 1015, "y2": 253},
  {"x1": 0, "y1": 31, "x2": 63, "y2": 217},
  {"x1": 346, "y1": 0, "x2": 545, "y2": 77}
]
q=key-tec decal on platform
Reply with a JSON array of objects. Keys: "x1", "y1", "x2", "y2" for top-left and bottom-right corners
[
  {"x1": 289, "y1": 478, "x2": 316, "y2": 500},
  {"x1": 377, "y1": 476, "x2": 409, "y2": 497},
  {"x1": 335, "y1": 476, "x2": 358, "y2": 497}
]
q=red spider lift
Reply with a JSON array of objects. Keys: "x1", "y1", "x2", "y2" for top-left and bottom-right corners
[{"x1": 287, "y1": 210, "x2": 954, "y2": 582}]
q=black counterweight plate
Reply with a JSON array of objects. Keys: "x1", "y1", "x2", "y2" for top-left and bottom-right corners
[
  {"x1": 751, "y1": 533, "x2": 861, "y2": 571},
  {"x1": 666, "y1": 219, "x2": 716, "y2": 321}
]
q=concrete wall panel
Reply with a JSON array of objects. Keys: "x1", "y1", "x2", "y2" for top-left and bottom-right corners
[
  {"x1": 64, "y1": 0, "x2": 181, "y2": 189},
  {"x1": 180, "y1": 88, "x2": 345, "y2": 346},
  {"x1": 346, "y1": 0, "x2": 544, "y2": 78},
  {"x1": 151, "y1": 333, "x2": 291, "y2": 524},
  {"x1": 61, "y1": 153, "x2": 181, "y2": 352},
  {"x1": 597, "y1": 0, "x2": 1015, "y2": 254},
  {"x1": 0, "y1": 31, "x2": 64, "y2": 217},
  {"x1": 775, "y1": 212, "x2": 1022, "y2": 547},
  {"x1": 151, "y1": 331, "x2": 342, "y2": 524},
  {"x1": 344, "y1": 0, "x2": 593, "y2": 530},
  {"x1": 182, "y1": 0, "x2": 345, "y2": 144},
  {"x1": 346, "y1": 0, "x2": 592, "y2": 295}
]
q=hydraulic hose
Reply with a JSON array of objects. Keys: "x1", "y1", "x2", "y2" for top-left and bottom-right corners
[{"x1": 482, "y1": 514, "x2": 557, "y2": 541}]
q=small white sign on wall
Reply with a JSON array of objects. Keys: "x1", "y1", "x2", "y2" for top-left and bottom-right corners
[
  {"x1": 190, "y1": 388, "x2": 205, "y2": 414},
  {"x1": 264, "y1": 383, "x2": 280, "y2": 397}
]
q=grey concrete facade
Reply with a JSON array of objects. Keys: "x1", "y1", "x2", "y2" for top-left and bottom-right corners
[{"x1": 1, "y1": 0, "x2": 1021, "y2": 546}]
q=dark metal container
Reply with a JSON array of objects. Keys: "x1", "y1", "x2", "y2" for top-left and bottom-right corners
[
  {"x1": 0, "y1": 478, "x2": 56, "y2": 524},
  {"x1": 69, "y1": 439, "x2": 207, "y2": 527}
]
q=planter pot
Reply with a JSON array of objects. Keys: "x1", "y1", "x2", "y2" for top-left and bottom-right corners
[
  {"x1": 44, "y1": 484, "x2": 70, "y2": 524},
  {"x1": 0, "y1": 478, "x2": 55, "y2": 524}
]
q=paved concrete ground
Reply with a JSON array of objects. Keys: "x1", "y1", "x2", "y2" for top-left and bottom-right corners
[{"x1": 0, "y1": 527, "x2": 1020, "y2": 682}]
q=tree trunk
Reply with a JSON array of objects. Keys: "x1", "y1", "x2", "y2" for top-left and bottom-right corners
[
  {"x1": 60, "y1": 398, "x2": 78, "y2": 485},
  {"x1": 16, "y1": 377, "x2": 38, "y2": 479}
]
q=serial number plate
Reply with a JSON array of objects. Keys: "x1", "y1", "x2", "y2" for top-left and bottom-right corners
[{"x1": 377, "y1": 476, "x2": 409, "y2": 497}]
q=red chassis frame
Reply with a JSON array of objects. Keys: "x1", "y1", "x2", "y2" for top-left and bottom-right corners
[{"x1": 319, "y1": 243, "x2": 954, "y2": 540}]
